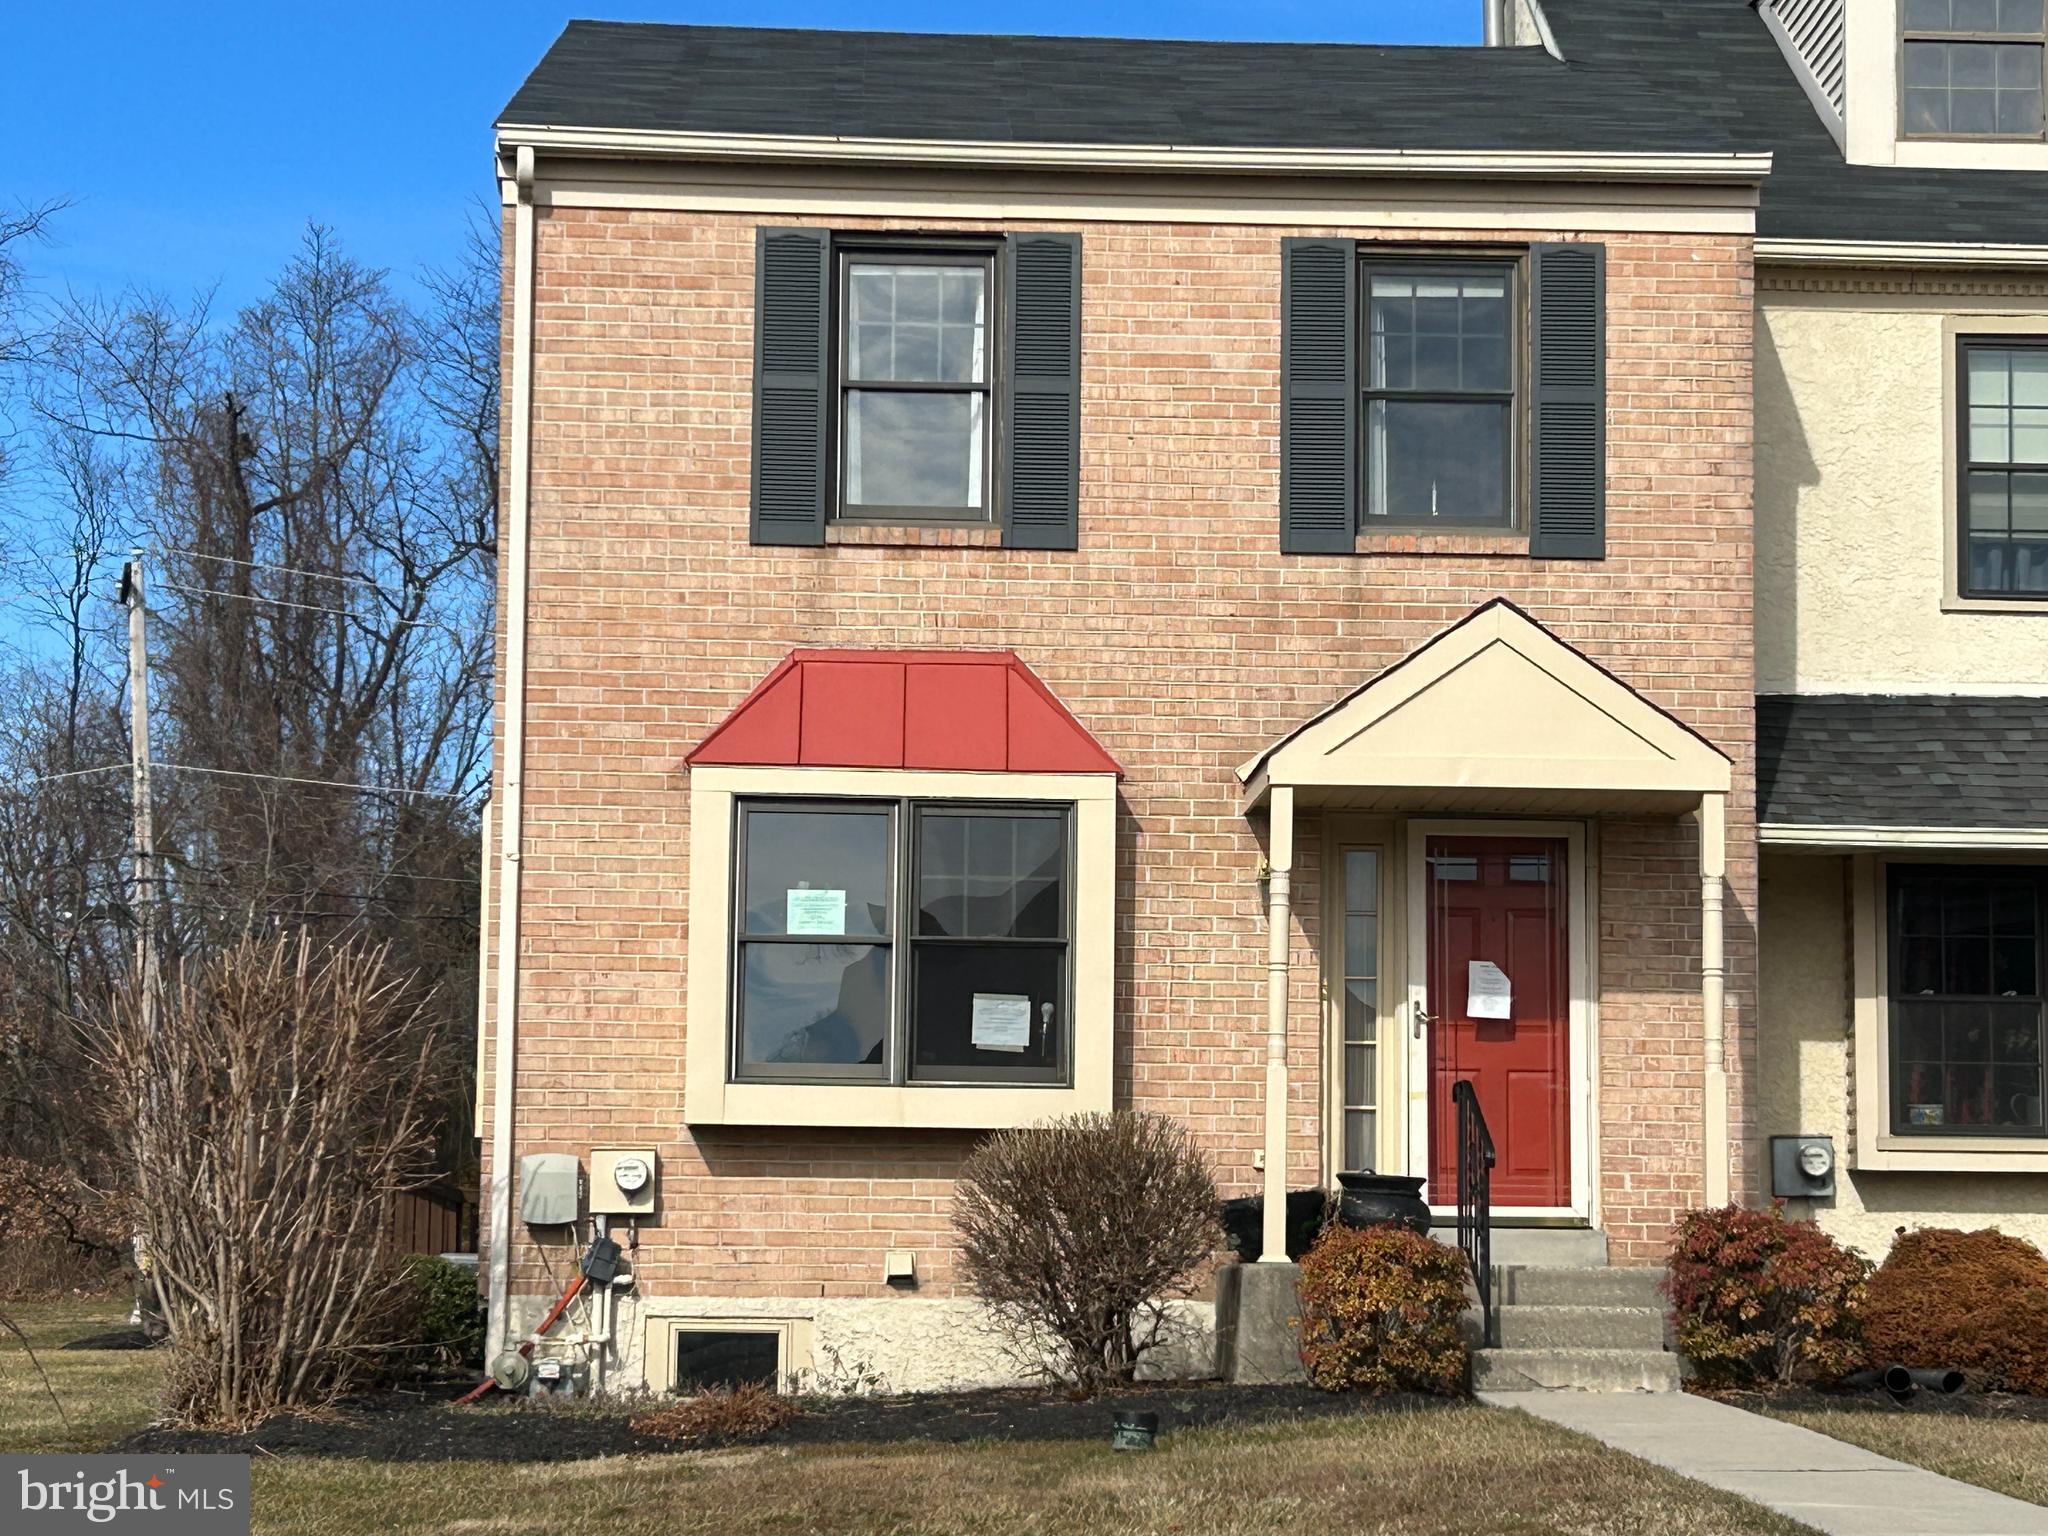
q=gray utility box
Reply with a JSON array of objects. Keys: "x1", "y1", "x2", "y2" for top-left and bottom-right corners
[
  {"x1": 519, "y1": 1153, "x2": 583, "y2": 1226},
  {"x1": 1769, "y1": 1135, "x2": 1837, "y2": 1200}
]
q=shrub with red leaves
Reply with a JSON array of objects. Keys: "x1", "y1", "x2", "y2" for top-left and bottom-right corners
[
  {"x1": 1296, "y1": 1223, "x2": 1470, "y2": 1395},
  {"x1": 1664, "y1": 1203, "x2": 1868, "y2": 1387},
  {"x1": 1861, "y1": 1227, "x2": 2048, "y2": 1395}
]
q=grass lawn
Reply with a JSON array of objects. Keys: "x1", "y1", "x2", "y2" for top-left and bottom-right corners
[
  {"x1": 1759, "y1": 1406, "x2": 2048, "y2": 1509},
  {"x1": 1, "y1": 1294, "x2": 1817, "y2": 1536}
]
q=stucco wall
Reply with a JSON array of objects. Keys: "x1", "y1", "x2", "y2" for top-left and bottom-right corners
[
  {"x1": 1758, "y1": 850, "x2": 2048, "y2": 1257},
  {"x1": 1756, "y1": 272, "x2": 2048, "y2": 695}
]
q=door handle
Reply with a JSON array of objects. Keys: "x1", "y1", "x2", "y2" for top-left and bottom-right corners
[{"x1": 1413, "y1": 1004, "x2": 1434, "y2": 1040}]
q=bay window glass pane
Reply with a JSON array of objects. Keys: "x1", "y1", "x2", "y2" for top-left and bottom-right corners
[
  {"x1": 844, "y1": 391, "x2": 985, "y2": 509},
  {"x1": 910, "y1": 943, "x2": 1062, "y2": 1077},
  {"x1": 918, "y1": 811, "x2": 1066, "y2": 939},
  {"x1": 1955, "y1": 0, "x2": 1999, "y2": 28},
  {"x1": 742, "y1": 808, "x2": 891, "y2": 937},
  {"x1": 1906, "y1": 0, "x2": 1953, "y2": 25},
  {"x1": 847, "y1": 263, "x2": 986, "y2": 384},
  {"x1": 1367, "y1": 399, "x2": 1509, "y2": 524},
  {"x1": 739, "y1": 943, "x2": 889, "y2": 1070},
  {"x1": 2003, "y1": 0, "x2": 2045, "y2": 31}
]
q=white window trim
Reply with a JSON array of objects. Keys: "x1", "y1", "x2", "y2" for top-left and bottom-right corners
[
  {"x1": 643, "y1": 1314, "x2": 810, "y2": 1394},
  {"x1": 685, "y1": 765, "x2": 1117, "y2": 1129},
  {"x1": 1849, "y1": 850, "x2": 2048, "y2": 1170},
  {"x1": 1943, "y1": 313, "x2": 2048, "y2": 612}
]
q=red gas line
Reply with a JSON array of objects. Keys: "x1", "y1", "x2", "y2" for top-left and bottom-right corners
[{"x1": 454, "y1": 1270, "x2": 586, "y2": 1406}]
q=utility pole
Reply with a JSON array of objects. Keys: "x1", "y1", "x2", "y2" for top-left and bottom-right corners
[{"x1": 122, "y1": 551, "x2": 157, "y2": 1021}]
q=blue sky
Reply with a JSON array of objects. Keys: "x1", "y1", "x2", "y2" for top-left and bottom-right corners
[{"x1": 8, "y1": 1, "x2": 1478, "y2": 310}]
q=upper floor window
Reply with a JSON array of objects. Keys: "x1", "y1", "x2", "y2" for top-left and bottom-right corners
[
  {"x1": 1890, "y1": 864, "x2": 2045, "y2": 1137},
  {"x1": 1962, "y1": 340, "x2": 2048, "y2": 597},
  {"x1": 1364, "y1": 263, "x2": 1517, "y2": 529},
  {"x1": 838, "y1": 249, "x2": 995, "y2": 523},
  {"x1": 1903, "y1": 0, "x2": 2046, "y2": 139}
]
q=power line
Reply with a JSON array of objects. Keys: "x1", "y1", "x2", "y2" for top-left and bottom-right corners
[
  {"x1": 150, "y1": 760, "x2": 475, "y2": 801},
  {"x1": 152, "y1": 546, "x2": 401, "y2": 597},
  {"x1": 14, "y1": 765, "x2": 131, "y2": 786},
  {"x1": 152, "y1": 578, "x2": 490, "y2": 643}
]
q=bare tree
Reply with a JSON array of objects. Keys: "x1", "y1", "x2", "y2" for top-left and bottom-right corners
[{"x1": 91, "y1": 932, "x2": 445, "y2": 1426}]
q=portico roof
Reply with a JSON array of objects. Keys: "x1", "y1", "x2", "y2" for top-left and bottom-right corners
[{"x1": 1238, "y1": 599, "x2": 1730, "y2": 817}]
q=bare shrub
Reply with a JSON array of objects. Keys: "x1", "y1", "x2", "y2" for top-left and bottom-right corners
[
  {"x1": 90, "y1": 931, "x2": 444, "y2": 1427},
  {"x1": 631, "y1": 1383, "x2": 799, "y2": 1446},
  {"x1": 952, "y1": 1110, "x2": 1220, "y2": 1394}
]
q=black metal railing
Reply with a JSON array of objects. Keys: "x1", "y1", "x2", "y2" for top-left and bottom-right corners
[{"x1": 1451, "y1": 1079, "x2": 1497, "y2": 1347}]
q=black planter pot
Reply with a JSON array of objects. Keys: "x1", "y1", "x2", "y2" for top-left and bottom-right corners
[{"x1": 1334, "y1": 1172, "x2": 1430, "y2": 1234}]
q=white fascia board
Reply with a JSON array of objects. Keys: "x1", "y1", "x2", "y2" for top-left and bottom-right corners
[
  {"x1": 1761, "y1": 823, "x2": 2048, "y2": 849},
  {"x1": 495, "y1": 125, "x2": 1772, "y2": 185},
  {"x1": 1758, "y1": 237, "x2": 2048, "y2": 269}
]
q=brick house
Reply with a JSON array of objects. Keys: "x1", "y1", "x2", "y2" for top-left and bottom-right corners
[{"x1": 479, "y1": 0, "x2": 2047, "y2": 1395}]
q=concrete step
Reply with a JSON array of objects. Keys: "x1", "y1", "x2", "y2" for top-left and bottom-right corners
[
  {"x1": 1495, "y1": 1265, "x2": 1663, "y2": 1309},
  {"x1": 1486, "y1": 1227, "x2": 1610, "y2": 1268},
  {"x1": 1471, "y1": 1347, "x2": 1682, "y2": 1394},
  {"x1": 1494, "y1": 1304, "x2": 1664, "y2": 1350}
]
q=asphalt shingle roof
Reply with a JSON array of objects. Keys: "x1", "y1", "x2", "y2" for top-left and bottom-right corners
[
  {"x1": 1757, "y1": 695, "x2": 2048, "y2": 830},
  {"x1": 498, "y1": 2, "x2": 2048, "y2": 247}
]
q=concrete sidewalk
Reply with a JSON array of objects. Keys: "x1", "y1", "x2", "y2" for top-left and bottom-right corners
[{"x1": 1481, "y1": 1389, "x2": 2048, "y2": 1536}]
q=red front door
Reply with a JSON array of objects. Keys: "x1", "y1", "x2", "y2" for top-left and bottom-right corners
[{"x1": 1426, "y1": 835, "x2": 1571, "y2": 1208}]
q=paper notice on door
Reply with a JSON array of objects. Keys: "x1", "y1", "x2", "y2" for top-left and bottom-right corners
[
  {"x1": 1467, "y1": 960, "x2": 1512, "y2": 1020},
  {"x1": 971, "y1": 994, "x2": 1033, "y2": 1052},
  {"x1": 785, "y1": 888, "x2": 847, "y2": 936}
]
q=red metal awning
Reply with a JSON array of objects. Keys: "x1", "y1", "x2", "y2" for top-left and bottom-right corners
[{"x1": 685, "y1": 650, "x2": 1122, "y2": 776}]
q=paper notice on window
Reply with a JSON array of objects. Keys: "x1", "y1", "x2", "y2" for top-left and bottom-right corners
[
  {"x1": 1467, "y1": 961, "x2": 1512, "y2": 1021},
  {"x1": 971, "y1": 994, "x2": 1033, "y2": 1053},
  {"x1": 785, "y1": 888, "x2": 847, "y2": 937}
]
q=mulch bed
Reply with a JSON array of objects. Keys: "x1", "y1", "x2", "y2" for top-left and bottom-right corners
[
  {"x1": 115, "y1": 1381, "x2": 1455, "y2": 1464},
  {"x1": 59, "y1": 1327, "x2": 157, "y2": 1352},
  {"x1": 1707, "y1": 1384, "x2": 2048, "y2": 1422}
]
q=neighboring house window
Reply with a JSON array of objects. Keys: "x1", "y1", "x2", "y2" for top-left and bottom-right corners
[
  {"x1": 1902, "y1": 0, "x2": 2046, "y2": 139},
  {"x1": 1889, "y1": 864, "x2": 2046, "y2": 1137},
  {"x1": 838, "y1": 248, "x2": 995, "y2": 523},
  {"x1": 732, "y1": 798, "x2": 1071, "y2": 1086},
  {"x1": 1339, "y1": 848, "x2": 1381, "y2": 1172},
  {"x1": 1961, "y1": 340, "x2": 2048, "y2": 597},
  {"x1": 1363, "y1": 263, "x2": 1516, "y2": 529}
]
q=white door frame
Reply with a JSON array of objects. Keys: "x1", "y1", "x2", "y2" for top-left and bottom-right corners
[{"x1": 1403, "y1": 818, "x2": 1593, "y2": 1221}]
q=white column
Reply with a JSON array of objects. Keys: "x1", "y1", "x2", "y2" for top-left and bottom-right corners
[
  {"x1": 1699, "y1": 791, "x2": 1730, "y2": 1207},
  {"x1": 1261, "y1": 786, "x2": 1295, "y2": 1263}
]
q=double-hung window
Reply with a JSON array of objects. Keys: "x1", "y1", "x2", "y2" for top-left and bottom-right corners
[
  {"x1": 1961, "y1": 340, "x2": 2048, "y2": 597},
  {"x1": 1903, "y1": 0, "x2": 2046, "y2": 138},
  {"x1": 732, "y1": 798, "x2": 1072, "y2": 1086},
  {"x1": 838, "y1": 248, "x2": 995, "y2": 523},
  {"x1": 1363, "y1": 263, "x2": 1517, "y2": 529},
  {"x1": 1889, "y1": 864, "x2": 2046, "y2": 1137}
]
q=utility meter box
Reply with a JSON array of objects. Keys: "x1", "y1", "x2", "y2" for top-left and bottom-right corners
[
  {"x1": 1769, "y1": 1135, "x2": 1837, "y2": 1200},
  {"x1": 518, "y1": 1153, "x2": 583, "y2": 1226},
  {"x1": 589, "y1": 1148, "x2": 657, "y2": 1216}
]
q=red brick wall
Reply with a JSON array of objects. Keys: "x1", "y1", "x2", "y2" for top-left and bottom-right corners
[{"x1": 482, "y1": 204, "x2": 1756, "y2": 1294}]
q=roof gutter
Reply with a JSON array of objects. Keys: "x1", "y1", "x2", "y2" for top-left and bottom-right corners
[
  {"x1": 1758, "y1": 236, "x2": 2048, "y2": 268},
  {"x1": 494, "y1": 125, "x2": 1771, "y2": 185}
]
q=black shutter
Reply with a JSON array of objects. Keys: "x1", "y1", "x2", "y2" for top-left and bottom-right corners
[
  {"x1": 1003, "y1": 233, "x2": 1082, "y2": 550},
  {"x1": 1280, "y1": 238, "x2": 1358, "y2": 554},
  {"x1": 1528, "y1": 242, "x2": 1606, "y2": 560},
  {"x1": 749, "y1": 227, "x2": 830, "y2": 546}
]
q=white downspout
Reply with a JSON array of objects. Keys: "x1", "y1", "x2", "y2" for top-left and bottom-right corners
[
  {"x1": 1699, "y1": 791, "x2": 1730, "y2": 1207},
  {"x1": 1483, "y1": 0, "x2": 1503, "y2": 47},
  {"x1": 486, "y1": 142, "x2": 538, "y2": 1362}
]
